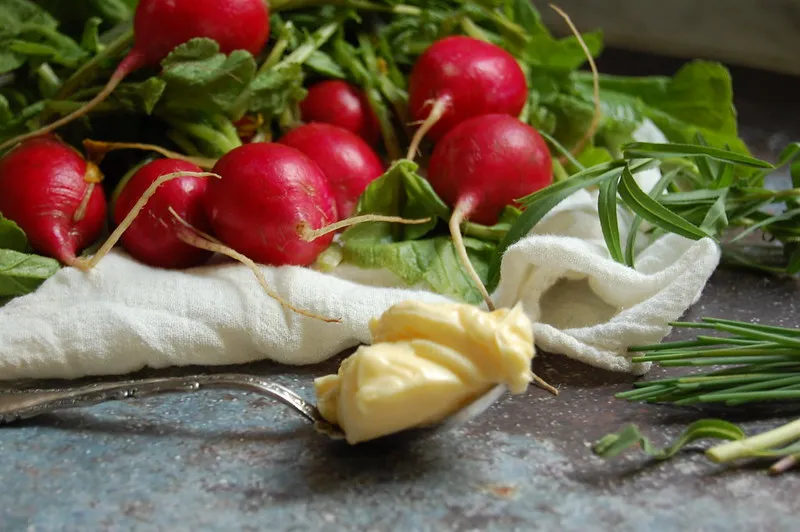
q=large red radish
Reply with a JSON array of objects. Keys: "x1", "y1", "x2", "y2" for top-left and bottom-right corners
[
  {"x1": 279, "y1": 123, "x2": 385, "y2": 219},
  {"x1": 406, "y1": 36, "x2": 528, "y2": 159},
  {"x1": 204, "y1": 142, "x2": 338, "y2": 267},
  {"x1": 111, "y1": 159, "x2": 214, "y2": 269},
  {"x1": 427, "y1": 114, "x2": 553, "y2": 309},
  {"x1": 300, "y1": 81, "x2": 381, "y2": 146},
  {"x1": 0, "y1": 136, "x2": 107, "y2": 265},
  {"x1": 158, "y1": 142, "x2": 341, "y2": 322},
  {"x1": 0, "y1": 0, "x2": 271, "y2": 151}
]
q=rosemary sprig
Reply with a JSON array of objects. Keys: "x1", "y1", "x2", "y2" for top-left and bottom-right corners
[
  {"x1": 492, "y1": 138, "x2": 800, "y2": 292},
  {"x1": 593, "y1": 318, "x2": 800, "y2": 475}
]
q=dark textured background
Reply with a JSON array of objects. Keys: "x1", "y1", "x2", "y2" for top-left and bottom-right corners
[{"x1": 1, "y1": 50, "x2": 799, "y2": 531}]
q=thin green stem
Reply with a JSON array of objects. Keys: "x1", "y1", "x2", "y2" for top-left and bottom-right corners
[{"x1": 53, "y1": 26, "x2": 134, "y2": 101}]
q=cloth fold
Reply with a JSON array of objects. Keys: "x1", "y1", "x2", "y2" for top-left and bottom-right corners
[{"x1": 0, "y1": 121, "x2": 721, "y2": 381}]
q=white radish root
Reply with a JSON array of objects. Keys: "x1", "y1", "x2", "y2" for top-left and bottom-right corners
[
  {"x1": 449, "y1": 196, "x2": 496, "y2": 311},
  {"x1": 170, "y1": 208, "x2": 342, "y2": 324},
  {"x1": 298, "y1": 214, "x2": 432, "y2": 242},
  {"x1": 406, "y1": 97, "x2": 451, "y2": 161}
]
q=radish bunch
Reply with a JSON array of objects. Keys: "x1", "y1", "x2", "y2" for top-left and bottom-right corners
[
  {"x1": 78, "y1": 141, "x2": 346, "y2": 322},
  {"x1": 0, "y1": 7, "x2": 565, "y2": 322},
  {"x1": 312, "y1": 35, "x2": 555, "y2": 309}
]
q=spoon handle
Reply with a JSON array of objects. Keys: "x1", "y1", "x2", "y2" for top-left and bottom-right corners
[{"x1": 0, "y1": 374, "x2": 323, "y2": 426}]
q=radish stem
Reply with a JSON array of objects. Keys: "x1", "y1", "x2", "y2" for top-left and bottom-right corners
[
  {"x1": 406, "y1": 97, "x2": 450, "y2": 161},
  {"x1": 298, "y1": 214, "x2": 431, "y2": 242},
  {"x1": 72, "y1": 170, "x2": 220, "y2": 271},
  {"x1": 171, "y1": 208, "x2": 342, "y2": 324},
  {"x1": 83, "y1": 139, "x2": 217, "y2": 169},
  {"x1": 53, "y1": 28, "x2": 134, "y2": 101},
  {"x1": 0, "y1": 52, "x2": 144, "y2": 152}
]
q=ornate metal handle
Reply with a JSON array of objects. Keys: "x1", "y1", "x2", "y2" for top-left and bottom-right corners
[{"x1": 0, "y1": 374, "x2": 342, "y2": 437}]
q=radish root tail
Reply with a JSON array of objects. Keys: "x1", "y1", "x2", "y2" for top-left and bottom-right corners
[
  {"x1": 550, "y1": 4, "x2": 600, "y2": 162},
  {"x1": 532, "y1": 374, "x2": 559, "y2": 396},
  {"x1": 406, "y1": 96, "x2": 451, "y2": 161},
  {"x1": 0, "y1": 54, "x2": 140, "y2": 152},
  {"x1": 450, "y1": 197, "x2": 495, "y2": 311},
  {"x1": 72, "y1": 170, "x2": 221, "y2": 271},
  {"x1": 299, "y1": 214, "x2": 432, "y2": 242},
  {"x1": 83, "y1": 139, "x2": 217, "y2": 169},
  {"x1": 170, "y1": 208, "x2": 341, "y2": 324}
]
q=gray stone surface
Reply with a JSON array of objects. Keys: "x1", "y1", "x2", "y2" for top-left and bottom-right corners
[{"x1": 2, "y1": 53, "x2": 800, "y2": 532}]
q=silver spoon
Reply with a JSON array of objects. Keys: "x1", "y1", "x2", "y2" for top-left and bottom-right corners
[{"x1": 0, "y1": 374, "x2": 507, "y2": 442}]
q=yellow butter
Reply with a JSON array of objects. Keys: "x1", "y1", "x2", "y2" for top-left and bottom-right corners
[{"x1": 314, "y1": 301, "x2": 535, "y2": 444}]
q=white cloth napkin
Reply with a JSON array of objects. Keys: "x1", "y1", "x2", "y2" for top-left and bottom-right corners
[{"x1": 0, "y1": 121, "x2": 721, "y2": 381}]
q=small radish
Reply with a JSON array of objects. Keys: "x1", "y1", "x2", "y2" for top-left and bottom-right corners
[
  {"x1": 279, "y1": 123, "x2": 385, "y2": 219},
  {"x1": 205, "y1": 143, "x2": 339, "y2": 267},
  {"x1": 299, "y1": 81, "x2": 381, "y2": 146},
  {"x1": 427, "y1": 114, "x2": 553, "y2": 309},
  {"x1": 112, "y1": 159, "x2": 214, "y2": 269},
  {"x1": 0, "y1": 136, "x2": 107, "y2": 265},
  {"x1": 0, "y1": 0, "x2": 271, "y2": 151},
  {"x1": 406, "y1": 36, "x2": 528, "y2": 159}
]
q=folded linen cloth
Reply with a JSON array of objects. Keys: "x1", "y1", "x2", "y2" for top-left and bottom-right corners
[{"x1": 0, "y1": 121, "x2": 721, "y2": 380}]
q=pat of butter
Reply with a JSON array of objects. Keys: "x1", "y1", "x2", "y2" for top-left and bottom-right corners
[{"x1": 315, "y1": 301, "x2": 535, "y2": 444}]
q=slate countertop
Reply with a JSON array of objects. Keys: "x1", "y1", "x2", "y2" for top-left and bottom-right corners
[{"x1": 2, "y1": 52, "x2": 800, "y2": 532}]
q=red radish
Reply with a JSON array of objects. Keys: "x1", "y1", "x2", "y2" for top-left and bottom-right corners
[
  {"x1": 279, "y1": 123, "x2": 385, "y2": 219},
  {"x1": 205, "y1": 143, "x2": 338, "y2": 267},
  {"x1": 0, "y1": 0, "x2": 271, "y2": 151},
  {"x1": 0, "y1": 136, "x2": 107, "y2": 265},
  {"x1": 112, "y1": 159, "x2": 213, "y2": 269},
  {"x1": 427, "y1": 114, "x2": 553, "y2": 309},
  {"x1": 299, "y1": 81, "x2": 381, "y2": 146},
  {"x1": 406, "y1": 36, "x2": 528, "y2": 159}
]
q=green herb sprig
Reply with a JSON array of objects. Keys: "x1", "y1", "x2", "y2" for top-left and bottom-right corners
[
  {"x1": 489, "y1": 137, "x2": 800, "y2": 292},
  {"x1": 594, "y1": 318, "x2": 800, "y2": 475}
]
